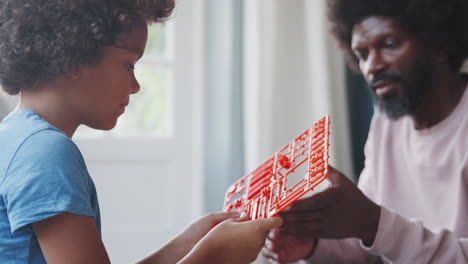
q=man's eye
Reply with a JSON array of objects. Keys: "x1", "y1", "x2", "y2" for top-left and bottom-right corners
[
  {"x1": 354, "y1": 50, "x2": 368, "y2": 61},
  {"x1": 383, "y1": 37, "x2": 399, "y2": 48},
  {"x1": 126, "y1": 63, "x2": 135, "y2": 71}
]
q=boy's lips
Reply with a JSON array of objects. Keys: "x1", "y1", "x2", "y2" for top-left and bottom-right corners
[
  {"x1": 120, "y1": 100, "x2": 129, "y2": 108},
  {"x1": 118, "y1": 100, "x2": 129, "y2": 114}
]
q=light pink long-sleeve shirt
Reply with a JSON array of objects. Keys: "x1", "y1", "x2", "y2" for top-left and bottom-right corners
[{"x1": 305, "y1": 83, "x2": 468, "y2": 264}]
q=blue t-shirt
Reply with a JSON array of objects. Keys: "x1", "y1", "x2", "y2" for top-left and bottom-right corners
[{"x1": 0, "y1": 109, "x2": 101, "y2": 263}]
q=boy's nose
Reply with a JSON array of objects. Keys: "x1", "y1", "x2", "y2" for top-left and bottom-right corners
[{"x1": 130, "y1": 76, "x2": 140, "y2": 94}]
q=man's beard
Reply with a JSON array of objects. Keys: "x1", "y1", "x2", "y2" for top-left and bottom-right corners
[{"x1": 369, "y1": 54, "x2": 433, "y2": 120}]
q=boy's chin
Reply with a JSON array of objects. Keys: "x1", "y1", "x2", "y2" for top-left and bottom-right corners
[{"x1": 89, "y1": 121, "x2": 117, "y2": 131}]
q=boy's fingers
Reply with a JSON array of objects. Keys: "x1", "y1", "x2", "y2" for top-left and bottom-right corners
[
  {"x1": 233, "y1": 215, "x2": 283, "y2": 230},
  {"x1": 257, "y1": 216, "x2": 283, "y2": 231},
  {"x1": 234, "y1": 212, "x2": 250, "y2": 222},
  {"x1": 210, "y1": 211, "x2": 241, "y2": 223}
]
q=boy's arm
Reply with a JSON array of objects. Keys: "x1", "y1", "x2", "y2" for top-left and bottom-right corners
[
  {"x1": 34, "y1": 210, "x2": 282, "y2": 264},
  {"x1": 34, "y1": 211, "x2": 241, "y2": 264},
  {"x1": 33, "y1": 212, "x2": 110, "y2": 264}
]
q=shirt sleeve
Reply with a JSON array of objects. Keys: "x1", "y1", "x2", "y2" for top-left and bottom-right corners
[
  {"x1": 2, "y1": 129, "x2": 94, "y2": 233},
  {"x1": 362, "y1": 207, "x2": 468, "y2": 263},
  {"x1": 303, "y1": 238, "x2": 383, "y2": 264}
]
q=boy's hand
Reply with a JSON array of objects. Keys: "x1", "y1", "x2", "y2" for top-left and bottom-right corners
[
  {"x1": 180, "y1": 215, "x2": 283, "y2": 264},
  {"x1": 138, "y1": 211, "x2": 241, "y2": 264},
  {"x1": 177, "y1": 211, "x2": 241, "y2": 251}
]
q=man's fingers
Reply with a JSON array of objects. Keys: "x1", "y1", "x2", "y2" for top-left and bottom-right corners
[
  {"x1": 281, "y1": 188, "x2": 339, "y2": 213},
  {"x1": 261, "y1": 247, "x2": 279, "y2": 262},
  {"x1": 264, "y1": 236, "x2": 275, "y2": 250},
  {"x1": 267, "y1": 228, "x2": 280, "y2": 241},
  {"x1": 279, "y1": 218, "x2": 323, "y2": 237},
  {"x1": 279, "y1": 227, "x2": 322, "y2": 238},
  {"x1": 280, "y1": 210, "x2": 323, "y2": 222},
  {"x1": 264, "y1": 230, "x2": 290, "y2": 251},
  {"x1": 328, "y1": 165, "x2": 353, "y2": 185}
]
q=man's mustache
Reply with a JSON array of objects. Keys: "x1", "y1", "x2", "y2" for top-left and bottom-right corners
[{"x1": 369, "y1": 72, "x2": 402, "y2": 89}]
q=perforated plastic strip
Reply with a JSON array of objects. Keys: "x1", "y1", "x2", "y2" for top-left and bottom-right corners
[{"x1": 223, "y1": 116, "x2": 330, "y2": 219}]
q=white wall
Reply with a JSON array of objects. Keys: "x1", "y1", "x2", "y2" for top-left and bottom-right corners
[{"x1": 0, "y1": 95, "x2": 18, "y2": 120}]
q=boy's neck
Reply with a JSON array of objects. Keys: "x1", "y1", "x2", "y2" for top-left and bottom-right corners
[{"x1": 17, "y1": 84, "x2": 79, "y2": 138}]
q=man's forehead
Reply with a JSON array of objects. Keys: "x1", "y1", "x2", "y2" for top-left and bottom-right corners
[{"x1": 351, "y1": 16, "x2": 403, "y2": 46}]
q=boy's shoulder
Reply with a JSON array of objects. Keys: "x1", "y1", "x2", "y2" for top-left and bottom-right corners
[
  {"x1": 0, "y1": 110, "x2": 82, "y2": 180},
  {"x1": 0, "y1": 109, "x2": 72, "y2": 150}
]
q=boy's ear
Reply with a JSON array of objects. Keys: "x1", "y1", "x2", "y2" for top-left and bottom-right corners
[{"x1": 66, "y1": 67, "x2": 84, "y2": 80}]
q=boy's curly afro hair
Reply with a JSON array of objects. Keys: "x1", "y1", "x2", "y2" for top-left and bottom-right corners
[
  {"x1": 327, "y1": 0, "x2": 468, "y2": 73},
  {"x1": 0, "y1": 0, "x2": 175, "y2": 95}
]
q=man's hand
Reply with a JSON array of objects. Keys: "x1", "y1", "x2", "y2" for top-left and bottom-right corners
[
  {"x1": 262, "y1": 166, "x2": 381, "y2": 262},
  {"x1": 281, "y1": 166, "x2": 381, "y2": 242},
  {"x1": 262, "y1": 228, "x2": 316, "y2": 263}
]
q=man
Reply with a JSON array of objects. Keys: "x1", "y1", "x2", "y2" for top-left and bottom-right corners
[{"x1": 263, "y1": 0, "x2": 468, "y2": 263}]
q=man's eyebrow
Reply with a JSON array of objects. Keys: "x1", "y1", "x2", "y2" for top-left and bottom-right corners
[{"x1": 113, "y1": 44, "x2": 144, "y2": 60}]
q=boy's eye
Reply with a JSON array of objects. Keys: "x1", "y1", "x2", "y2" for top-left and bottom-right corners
[{"x1": 126, "y1": 63, "x2": 135, "y2": 71}]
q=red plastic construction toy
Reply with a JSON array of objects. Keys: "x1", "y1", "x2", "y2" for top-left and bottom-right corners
[{"x1": 223, "y1": 116, "x2": 330, "y2": 220}]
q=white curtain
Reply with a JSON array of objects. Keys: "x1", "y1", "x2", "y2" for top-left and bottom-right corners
[
  {"x1": 243, "y1": 2, "x2": 352, "y2": 263},
  {"x1": 243, "y1": 2, "x2": 353, "y2": 262},
  {"x1": 203, "y1": 0, "x2": 245, "y2": 213},
  {"x1": 243, "y1": 0, "x2": 353, "y2": 178}
]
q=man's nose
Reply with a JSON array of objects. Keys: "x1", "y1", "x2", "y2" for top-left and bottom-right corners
[{"x1": 363, "y1": 50, "x2": 387, "y2": 81}]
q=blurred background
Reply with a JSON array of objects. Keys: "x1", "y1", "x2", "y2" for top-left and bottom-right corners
[{"x1": 0, "y1": 0, "x2": 380, "y2": 263}]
